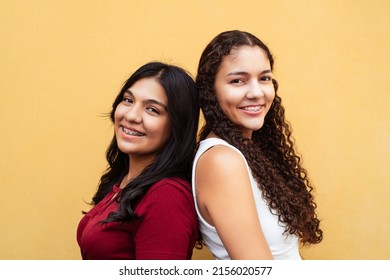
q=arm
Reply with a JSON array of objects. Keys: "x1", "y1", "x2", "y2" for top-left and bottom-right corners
[
  {"x1": 133, "y1": 180, "x2": 197, "y2": 260},
  {"x1": 195, "y1": 145, "x2": 273, "y2": 260}
]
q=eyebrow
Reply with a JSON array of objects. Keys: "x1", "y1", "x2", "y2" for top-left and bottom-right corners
[
  {"x1": 227, "y1": 69, "x2": 272, "y2": 76},
  {"x1": 125, "y1": 90, "x2": 168, "y2": 110}
]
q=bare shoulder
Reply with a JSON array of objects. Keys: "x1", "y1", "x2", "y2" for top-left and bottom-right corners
[
  {"x1": 195, "y1": 144, "x2": 273, "y2": 259},
  {"x1": 197, "y1": 144, "x2": 247, "y2": 176},
  {"x1": 195, "y1": 144, "x2": 252, "y2": 208}
]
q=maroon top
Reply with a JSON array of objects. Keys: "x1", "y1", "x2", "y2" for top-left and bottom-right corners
[{"x1": 77, "y1": 177, "x2": 198, "y2": 259}]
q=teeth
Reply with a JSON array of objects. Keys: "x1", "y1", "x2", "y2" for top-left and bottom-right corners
[
  {"x1": 122, "y1": 127, "x2": 144, "y2": 136},
  {"x1": 243, "y1": 106, "x2": 261, "y2": 112}
]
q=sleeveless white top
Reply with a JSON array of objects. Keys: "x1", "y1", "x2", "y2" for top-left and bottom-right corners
[{"x1": 192, "y1": 138, "x2": 301, "y2": 260}]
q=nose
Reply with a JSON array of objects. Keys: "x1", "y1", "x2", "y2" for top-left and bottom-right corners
[
  {"x1": 246, "y1": 80, "x2": 265, "y2": 99},
  {"x1": 124, "y1": 106, "x2": 142, "y2": 123}
]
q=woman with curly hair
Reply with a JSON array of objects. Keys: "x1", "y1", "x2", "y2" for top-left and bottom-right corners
[
  {"x1": 192, "y1": 30, "x2": 323, "y2": 260},
  {"x1": 77, "y1": 62, "x2": 200, "y2": 259}
]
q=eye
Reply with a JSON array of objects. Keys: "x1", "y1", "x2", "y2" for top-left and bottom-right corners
[
  {"x1": 146, "y1": 107, "x2": 160, "y2": 115},
  {"x1": 122, "y1": 97, "x2": 134, "y2": 104},
  {"x1": 230, "y1": 78, "x2": 245, "y2": 84},
  {"x1": 260, "y1": 75, "x2": 272, "y2": 82}
]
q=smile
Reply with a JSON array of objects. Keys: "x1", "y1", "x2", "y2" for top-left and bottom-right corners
[
  {"x1": 240, "y1": 105, "x2": 263, "y2": 112},
  {"x1": 121, "y1": 126, "x2": 145, "y2": 136}
]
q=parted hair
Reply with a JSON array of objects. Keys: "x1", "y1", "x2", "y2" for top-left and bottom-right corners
[
  {"x1": 92, "y1": 62, "x2": 200, "y2": 224},
  {"x1": 196, "y1": 30, "x2": 322, "y2": 245}
]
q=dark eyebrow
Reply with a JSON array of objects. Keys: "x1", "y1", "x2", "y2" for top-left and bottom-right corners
[
  {"x1": 227, "y1": 69, "x2": 272, "y2": 76},
  {"x1": 124, "y1": 89, "x2": 134, "y2": 96},
  {"x1": 145, "y1": 99, "x2": 168, "y2": 110},
  {"x1": 125, "y1": 90, "x2": 168, "y2": 110}
]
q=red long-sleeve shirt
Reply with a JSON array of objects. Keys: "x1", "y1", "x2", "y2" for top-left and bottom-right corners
[{"x1": 77, "y1": 177, "x2": 198, "y2": 259}]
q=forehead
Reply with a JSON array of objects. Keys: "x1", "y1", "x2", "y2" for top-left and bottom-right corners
[
  {"x1": 219, "y1": 45, "x2": 271, "y2": 72},
  {"x1": 127, "y1": 77, "x2": 168, "y2": 104}
]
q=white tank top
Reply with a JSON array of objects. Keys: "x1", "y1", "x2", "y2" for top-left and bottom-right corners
[{"x1": 192, "y1": 138, "x2": 301, "y2": 260}]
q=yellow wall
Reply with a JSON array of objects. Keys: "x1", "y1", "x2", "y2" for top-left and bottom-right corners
[{"x1": 1, "y1": 0, "x2": 389, "y2": 260}]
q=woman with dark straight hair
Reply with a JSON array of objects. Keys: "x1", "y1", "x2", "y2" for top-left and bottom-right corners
[
  {"x1": 192, "y1": 30, "x2": 323, "y2": 260},
  {"x1": 77, "y1": 62, "x2": 200, "y2": 259}
]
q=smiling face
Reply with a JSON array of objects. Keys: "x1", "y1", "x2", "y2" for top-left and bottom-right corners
[
  {"x1": 214, "y1": 45, "x2": 275, "y2": 138},
  {"x1": 114, "y1": 77, "x2": 171, "y2": 162}
]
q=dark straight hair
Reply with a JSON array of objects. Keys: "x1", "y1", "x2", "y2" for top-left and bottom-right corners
[{"x1": 92, "y1": 62, "x2": 199, "y2": 222}]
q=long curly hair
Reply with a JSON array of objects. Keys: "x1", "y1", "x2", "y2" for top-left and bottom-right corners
[{"x1": 196, "y1": 30, "x2": 322, "y2": 245}]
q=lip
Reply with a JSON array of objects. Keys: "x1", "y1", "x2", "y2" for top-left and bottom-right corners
[
  {"x1": 238, "y1": 104, "x2": 265, "y2": 115},
  {"x1": 119, "y1": 125, "x2": 146, "y2": 138}
]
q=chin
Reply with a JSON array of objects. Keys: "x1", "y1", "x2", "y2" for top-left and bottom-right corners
[{"x1": 248, "y1": 123, "x2": 265, "y2": 131}]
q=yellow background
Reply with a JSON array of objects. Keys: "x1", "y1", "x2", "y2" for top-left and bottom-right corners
[{"x1": 1, "y1": 0, "x2": 389, "y2": 260}]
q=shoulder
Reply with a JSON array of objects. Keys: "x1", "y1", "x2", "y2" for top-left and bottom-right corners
[
  {"x1": 135, "y1": 177, "x2": 197, "y2": 227},
  {"x1": 197, "y1": 144, "x2": 248, "y2": 176},
  {"x1": 149, "y1": 177, "x2": 192, "y2": 196},
  {"x1": 136, "y1": 178, "x2": 194, "y2": 211},
  {"x1": 195, "y1": 143, "x2": 251, "y2": 201}
]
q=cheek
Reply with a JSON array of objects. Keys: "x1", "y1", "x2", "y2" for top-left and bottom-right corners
[
  {"x1": 153, "y1": 121, "x2": 172, "y2": 149},
  {"x1": 216, "y1": 88, "x2": 237, "y2": 109},
  {"x1": 214, "y1": 86, "x2": 223, "y2": 105},
  {"x1": 113, "y1": 107, "x2": 122, "y2": 124},
  {"x1": 147, "y1": 118, "x2": 171, "y2": 136},
  {"x1": 162, "y1": 126, "x2": 172, "y2": 145},
  {"x1": 265, "y1": 87, "x2": 275, "y2": 102},
  {"x1": 161, "y1": 120, "x2": 171, "y2": 138},
  {"x1": 216, "y1": 98, "x2": 232, "y2": 117}
]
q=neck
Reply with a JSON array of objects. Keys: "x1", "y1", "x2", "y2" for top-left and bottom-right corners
[
  {"x1": 120, "y1": 154, "x2": 156, "y2": 189},
  {"x1": 207, "y1": 131, "x2": 220, "y2": 139}
]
